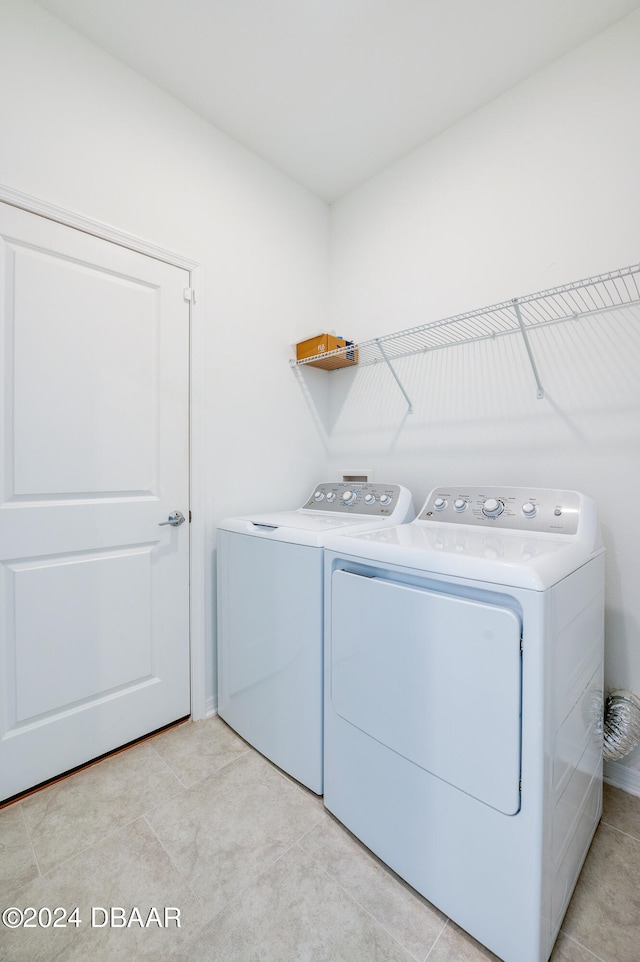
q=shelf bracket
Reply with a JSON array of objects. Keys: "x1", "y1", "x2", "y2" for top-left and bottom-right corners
[
  {"x1": 376, "y1": 339, "x2": 413, "y2": 413},
  {"x1": 512, "y1": 298, "x2": 544, "y2": 399}
]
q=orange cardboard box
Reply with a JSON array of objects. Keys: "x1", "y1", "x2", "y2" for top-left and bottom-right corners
[{"x1": 295, "y1": 333, "x2": 358, "y2": 370}]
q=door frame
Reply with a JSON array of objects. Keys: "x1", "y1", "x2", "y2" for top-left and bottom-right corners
[{"x1": 0, "y1": 184, "x2": 207, "y2": 720}]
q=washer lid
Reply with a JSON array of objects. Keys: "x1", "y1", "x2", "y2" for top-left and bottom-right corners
[
  {"x1": 217, "y1": 510, "x2": 407, "y2": 548},
  {"x1": 325, "y1": 522, "x2": 598, "y2": 589}
]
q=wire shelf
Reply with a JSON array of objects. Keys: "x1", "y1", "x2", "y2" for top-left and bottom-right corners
[{"x1": 290, "y1": 263, "x2": 640, "y2": 408}]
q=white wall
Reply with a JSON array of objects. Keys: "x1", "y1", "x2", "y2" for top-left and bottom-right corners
[
  {"x1": 328, "y1": 10, "x2": 640, "y2": 785},
  {"x1": 0, "y1": 0, "x2": 331, "y2": 712}
]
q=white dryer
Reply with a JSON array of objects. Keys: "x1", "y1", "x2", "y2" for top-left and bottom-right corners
[
  {"x1": 216, "y1": 481, "x2": 414, "y2": 794},
  {"x1": 323, "y1": 486, "x2": 604, "y2": 962}
]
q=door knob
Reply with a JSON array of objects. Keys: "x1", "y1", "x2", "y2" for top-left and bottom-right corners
[{"x1": 159, "y1": 510, "x2": 186, "y2": 527}]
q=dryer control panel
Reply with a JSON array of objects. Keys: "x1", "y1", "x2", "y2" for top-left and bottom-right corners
[
  {"x1": 302, "y1": 482, "x2": 411, "y2": 518},
  {"x1": 419, "y1": 487, "x2": 581, "y2": 535}
]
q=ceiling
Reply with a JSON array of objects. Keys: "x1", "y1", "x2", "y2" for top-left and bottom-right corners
[{"x1": 36, "y1": 0, "x2": 640, "y2": 201}]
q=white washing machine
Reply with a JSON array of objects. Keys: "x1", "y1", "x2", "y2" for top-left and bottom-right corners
[
  {"x1": 216, "y1": 481, "x2": 414, "y2": 794},
  {"x1": 323, "y1": 486, "x2": 604, "y2": 962}
]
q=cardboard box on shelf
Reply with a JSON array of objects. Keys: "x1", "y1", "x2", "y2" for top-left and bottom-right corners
[{"x1": 295, "y1": 334, "x2": 358, "y2": 370}]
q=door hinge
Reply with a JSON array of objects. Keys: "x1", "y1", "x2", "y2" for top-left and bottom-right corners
[
  {"x1": 183, "y1": 287, "x2": 195, "y2": 302},
  {"x1": 189, "y1": 510, "x2": 192, "y2": 523}
]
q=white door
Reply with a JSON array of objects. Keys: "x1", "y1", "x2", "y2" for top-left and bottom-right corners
[{"x1": 0, "y1": 203, "x2": 191, "y2": 800}]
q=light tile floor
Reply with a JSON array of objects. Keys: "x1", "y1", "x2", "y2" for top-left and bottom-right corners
[{"x1": 1, "y1": 716, "x2": 639, "y2": 962}]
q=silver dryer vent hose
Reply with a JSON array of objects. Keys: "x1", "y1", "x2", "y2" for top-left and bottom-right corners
[{"x1": 603, "y1": 689, "x2": 640, "y2": 761}]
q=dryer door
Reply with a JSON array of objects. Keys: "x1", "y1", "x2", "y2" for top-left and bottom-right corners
[{"x1": 331, "y1": 571, "x2": 522, "y2": 815}]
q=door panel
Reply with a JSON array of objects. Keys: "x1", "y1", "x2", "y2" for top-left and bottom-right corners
[
  {"x1": 9, "y1": 547, "x2": 153, "y2": 721},
  {"x1": 10, "y1": 244, "x2": 158, "y2": 497},
  {"x1": 0, "y1": 202, "x2": 190, "y2": 800},
  {"x1": 331, "y1": 570, "x2": 522, "y2": 815}
]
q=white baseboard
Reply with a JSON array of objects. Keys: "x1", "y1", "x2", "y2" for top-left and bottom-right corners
[
  {"x1": 204, "y1": 696, "x2": 218, "y2": 718},
  {"x1": 604, "y1": 759, "x2": 640, "y2": 797}
]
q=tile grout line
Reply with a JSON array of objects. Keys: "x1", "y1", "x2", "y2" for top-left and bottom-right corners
[
  {"x1": 148, "y1": 746, "x2": 253, "y2": 798},
  {"x1": 18, "y1": 799, "x2": 44, "y2": 880},
  {"x1": 556, "y1": 932, "x2": 610, "y2": 962},
  {"x1": 600, "y1": 817, "x2": 640, "y2": 844},
  {"x1": 144, "y1": 741, "x2": 192, "y2": 793},
  {"x1": 423, "y1": 918, "x2": 450, "y2": 961},
  {"x1": 142, "y1": 812, "x2": 210, "y2": 922},
  {"x1": 295, "y1": 836, "x2": 436, "y2": 962}
]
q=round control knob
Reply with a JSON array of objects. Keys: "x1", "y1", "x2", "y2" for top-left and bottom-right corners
[
  {"x1": 522, "y1": 502, "x2": 536, "y2": 518},
  {"x1": 482, "y1": 498, "x2": 504, "y2": 518},
  {"x1": 341, "y1": 489, "x2": 357, "y2": 505},
  {"x1": 326, "y1": 492, "x2": 336, "y2": 503},
  {"x1": 454, "y1": 498, "x2": 467, "y2": 512},
  {"x1": 314, "y1": 491, "x2": 324, "y2": 502},
  {"x1": 364, "y1": 493, "x2": 376, "y2": 505},
  {"x1": 379, "y1": 494, "x2": 392, "y2": 506},
  {"x1": 434, "y1": 497, "x2": 447, "y2": 511}
]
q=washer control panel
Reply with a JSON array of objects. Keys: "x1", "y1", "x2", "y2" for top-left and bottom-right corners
[
  {"x1": 419, "y1": 487, "x2": 580, "y2": 535},
  {"x1": 303, "y1": 482, "x2": 405, "y2": 517}
]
